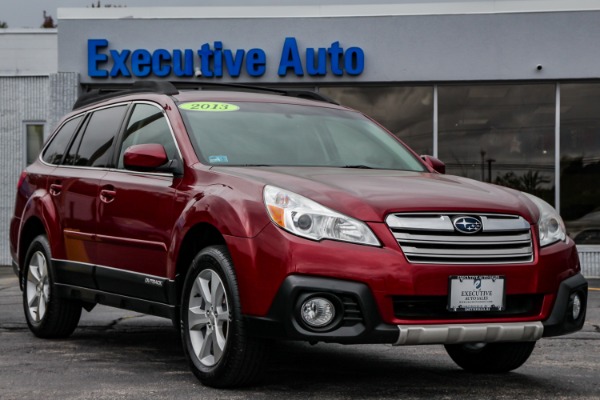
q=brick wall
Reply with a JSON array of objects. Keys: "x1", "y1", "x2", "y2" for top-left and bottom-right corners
[{"x1": 0, "y1": 73, "x2": 78, "y2": 265}]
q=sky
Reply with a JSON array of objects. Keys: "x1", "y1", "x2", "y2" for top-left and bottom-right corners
[
  {"x1": 0, "y1": 0, "x2": 398, "y2": 28},
  {"x1": 0, "y1": 0, "x2": 202, "y2": 28},
  {"x1": 0, "y1": 0, "x2": 383, "y2": 28}
]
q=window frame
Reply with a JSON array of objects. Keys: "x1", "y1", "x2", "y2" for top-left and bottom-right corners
[
  {"x1": 40, "y1": 115, "x2": 85, "y2": 167},
  {"x1": 112, "y1": 101, "x2": 184, "y2": 173},
  {"x1": 23, "y1": 121, "x2": 46, "y2": 166}
]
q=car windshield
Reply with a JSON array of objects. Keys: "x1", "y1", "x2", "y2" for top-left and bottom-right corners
[{"x1": 178, "y1": 101, "x2": 426, "y2": 171}]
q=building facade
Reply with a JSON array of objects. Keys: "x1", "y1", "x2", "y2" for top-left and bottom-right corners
[{"x1": 2, "y1": 1, "x2": 600, "y2": 275}]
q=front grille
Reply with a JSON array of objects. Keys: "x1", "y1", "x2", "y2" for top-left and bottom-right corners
[
  {"x1": 386, "y1": 213, "x2": 534, "y2": 264},
  {"x1": 392, "y1": 294, "x2": 544, "y2": 320}
]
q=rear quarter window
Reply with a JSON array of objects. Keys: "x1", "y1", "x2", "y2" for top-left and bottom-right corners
[{"x1": 41, "y1": 116, "x2": 82, "y2": 165}]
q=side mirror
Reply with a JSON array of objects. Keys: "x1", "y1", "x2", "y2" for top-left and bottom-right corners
[
  {"x1": 421, "y1": 155, "x2": 446, "y2": 174},
  {"x1": 124, "y1": 144, "x2": 169, "y2": 171},
  {"x1": 123, "y1": 144, "x2": 183, "y2": 177}
]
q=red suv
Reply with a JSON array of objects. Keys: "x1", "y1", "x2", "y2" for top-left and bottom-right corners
[{"x1": 10, "y1": 81, "x2": 587, "y2": 388}]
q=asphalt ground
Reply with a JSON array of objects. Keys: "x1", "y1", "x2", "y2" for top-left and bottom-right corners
[{"x1": 0, "y1": 266, "x2": 598, "y2": 400}]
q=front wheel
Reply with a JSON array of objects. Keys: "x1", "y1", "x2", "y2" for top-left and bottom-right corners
[
  {"x1": 181, "y1": 245, "x2": 267, "y2": 388},
  {"x1": 444, "y1": 341, "x2": 536, "y2": 373},
  {"x1": 22, "y1": 235, "x2": 82, "y2": 338}
]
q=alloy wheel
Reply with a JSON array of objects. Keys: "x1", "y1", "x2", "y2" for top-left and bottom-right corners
[
  {"x1": 26, "y1": 251, "x2": 50, "y2": 323},
  {"x1": 187, "y1": 269, "x2": 231, "y2": 367}
]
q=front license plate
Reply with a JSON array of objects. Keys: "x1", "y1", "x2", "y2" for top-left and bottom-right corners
[{"x1": 448, "y1": 275, "x2": 505, "y2": 312}]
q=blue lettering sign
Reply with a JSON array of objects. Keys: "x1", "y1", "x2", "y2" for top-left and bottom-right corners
[
  {"x1": 224, "y1": 49, "x2": 245, "y2": 78},
  {"x1": 278, "y1": 37, "x2": 304, "y2": 76},
  {"x1": 306, "y1": 47, "x2": 327, "y2": 76},
  {"x1": 86, "y1": 38, "x2": 364, "y2": 79},
  {"x1": 131, "y1": 49, "x2": 152, "y2": 77},
  {"x1": 328, "y1": 41, "x2": 344, "y2": 76},
  {"x1": 173, "y1": 49, "x2": 194, "y2": 77},
  {"x1": 345, "y1": 47, "x2": 365, "y2": 76},
  {"x1": 88, "y1": 39, "x2": 109, "y2": 78},
  {"x1": 152, "y1": 49, "x2": 172, "y2": 77},
  {"x1": 246, "y1": 49, "x2": 266, "y2": 77},
  {"x1": 109, "y1": 49, "x2": 131, "y2": 77}
]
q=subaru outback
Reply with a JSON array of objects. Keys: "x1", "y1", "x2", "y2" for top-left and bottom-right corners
[{"x1": 10, "y1": 81, "x2": 588, "y2": 388}]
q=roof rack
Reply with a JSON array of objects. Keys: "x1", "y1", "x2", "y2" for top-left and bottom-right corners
[
  {"x1": 72, "y1": 81, "x2": 178, "y2": 110},
  {"x1": 169, "y1": 81, "x2": 339, "y2": 105},
  {"x1": 73, "y1": 80, "x2": 339, "y2": 110}
]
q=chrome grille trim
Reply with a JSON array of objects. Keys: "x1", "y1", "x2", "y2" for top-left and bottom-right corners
[{"x1": 386, "y1": 213, "x2": 534, "y2": 264}]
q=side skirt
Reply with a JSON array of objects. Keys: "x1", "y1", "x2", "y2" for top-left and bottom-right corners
[{"x1": 55, "y1": 283, "x2": 176, "y2": 320}]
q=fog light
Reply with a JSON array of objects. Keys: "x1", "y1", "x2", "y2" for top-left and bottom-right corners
[
  {"x1": 572, "y1": 293, "x2": 582, "y2": 320},
  {"x1": 301, "y1": 297, "x2": 335, "y2": 327}
]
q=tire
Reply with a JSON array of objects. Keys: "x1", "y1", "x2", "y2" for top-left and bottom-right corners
[
  {"x1": 181, "y1": 245, "x2": 268, "y2": 388},
  {"x1": 445, "y1": 341, "x2": 536, "y2": 373},
  {"x1": 22, "y1": 235, "x2": 82, "y2": 338}
]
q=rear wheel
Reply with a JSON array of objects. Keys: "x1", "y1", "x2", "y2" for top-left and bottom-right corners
[
  {"x1": 445, "y1": 341, "x2": 536, "y2": 373},
  {"x1": 22, "y1": 235, "x2": 82, "y2": 338},
  {"x1": 181, "y1": 245, "x2": 267, "y2": 388}
]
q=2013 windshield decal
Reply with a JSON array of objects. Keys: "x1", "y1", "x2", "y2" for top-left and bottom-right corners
[{"x1": 87, "y1": 37, "x2": 365, "y2": 79}]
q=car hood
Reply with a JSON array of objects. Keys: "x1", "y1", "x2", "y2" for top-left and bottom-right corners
[{"x1": 213, "y1": 166, "x2": 539, "y2": 223}]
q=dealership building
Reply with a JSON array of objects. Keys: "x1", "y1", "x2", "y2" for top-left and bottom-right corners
[{"x1": 1, "y1": 0, "x2": 600, "y2": 276}]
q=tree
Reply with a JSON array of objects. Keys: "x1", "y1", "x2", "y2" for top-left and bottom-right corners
[
  {"x1": 0, "y1": 21, "x2": 7, "y2": 28},
  {"x1": 90, "y1": 1, "x2": 126, "y2": 7},
  {"x1": 41, "y1": 11, "x2": 56, "y2": 28}
]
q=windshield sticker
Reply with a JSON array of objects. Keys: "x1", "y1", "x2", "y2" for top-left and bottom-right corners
[
  {"x1": 179, "y1": 102, "x2": 240, "y2": 112},
  {"x1": 209, "y1": 155, "x2": 229, "y2": 163}
]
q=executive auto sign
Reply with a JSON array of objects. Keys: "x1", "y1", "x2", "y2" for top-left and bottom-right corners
[{"x1": 88, "y1": 37, "x2": 365, "y2": 79}]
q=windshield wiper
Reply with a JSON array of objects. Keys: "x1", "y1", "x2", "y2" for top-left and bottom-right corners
[{"x1": 341, "y1": 165, "x2": 374, "y2": 169}]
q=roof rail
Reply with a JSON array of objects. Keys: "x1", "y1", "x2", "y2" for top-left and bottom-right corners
[
  {"x1": 169, "y1": 81, "x2": 339, "y2": 105},
  {"x1": 73, "y1": 80, "x2": 339, "y2": 111},
  {"x1": 72, "y1": 81, "x2": 179, "y2": 110}
]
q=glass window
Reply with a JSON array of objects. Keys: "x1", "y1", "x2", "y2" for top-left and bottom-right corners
[
  {"x1": 438, "y1": 84, "x2": 555, "y2": 205},
  {"x1": 118, "y1": 103, "x2": 177, "y2": 168},
  {"x1": 26, "y1": 124, "x2": 44, "y2": 165},
  {"x1": 319, "y1": 86, "x2": 434, "y2": 155},
  {"x1": 180, "y1": 102, "x2": 425, "y2": 171},
  {"x1": 42, "y1": 116, "x2": 82, "y2": 165},
  {"x1": 560, "y1": 83, "x2": 600, "y2": 244},
  {"x1": 69, "y1": 105, "x2": 127, "y2": 167}
]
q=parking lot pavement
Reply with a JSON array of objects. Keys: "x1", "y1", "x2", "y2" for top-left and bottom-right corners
[{"x1": 1, "y1": 266, "x2": 599, "y2": 400}]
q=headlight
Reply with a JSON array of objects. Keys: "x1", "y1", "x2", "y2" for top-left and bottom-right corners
[
  {"x1": 263, "y1": 185, "x2": 380, "y2": 246},
  {"x1": 522, "y1": 192, "x2": 566, "y2": 247}
]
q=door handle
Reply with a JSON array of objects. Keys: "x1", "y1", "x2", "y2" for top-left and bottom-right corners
[
  {"x1": 99, "y1": 189, "x2": 117, "y2": 204},
  {"x1": 49, "y1": 183, "x2": 62, "y2": 196}
]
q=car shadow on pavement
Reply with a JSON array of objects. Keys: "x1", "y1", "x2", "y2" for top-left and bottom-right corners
[
  {"x1": 254, "y1": 340, "x2": 580, "y2": 399},
  {"x1": 18, "y1": 326, "x2": 591, "y2": 399}
]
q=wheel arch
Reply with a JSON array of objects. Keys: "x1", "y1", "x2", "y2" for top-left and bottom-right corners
[
  {"x1": 17, "y1": 189, "x2": 62, "y2": 277},
  {"x1": 17, "y1": 216, "x2": 48, "y2": 289},
  {"x1": 174, "y1": 222, "x2": 227, "y2": 303}
]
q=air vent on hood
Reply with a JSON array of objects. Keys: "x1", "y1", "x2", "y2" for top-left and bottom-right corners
[{"x1": 385, "y1": 213, "x2": 533, "y2": 264}]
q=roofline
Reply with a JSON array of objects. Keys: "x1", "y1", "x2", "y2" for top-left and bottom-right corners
[
  {"x1": 58, "y1": 1, "x2": 600, "y2": 20},
  {"x1": 0, "y1": 28, "x2": 57, "y2": 34}
]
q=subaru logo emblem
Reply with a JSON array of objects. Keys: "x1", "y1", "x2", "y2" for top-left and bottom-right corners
[{"x1": 453, "y1": 216, "x2": 482, "y2": 234}]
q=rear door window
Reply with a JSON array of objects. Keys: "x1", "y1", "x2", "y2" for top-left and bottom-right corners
[{"x1": 68, "y1": 105, "x2": 128, "y2": 167}]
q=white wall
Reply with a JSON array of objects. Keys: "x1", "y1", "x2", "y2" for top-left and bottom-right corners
[{"x1": 0, "y1": 29, "x2": 57, "y2": 76}]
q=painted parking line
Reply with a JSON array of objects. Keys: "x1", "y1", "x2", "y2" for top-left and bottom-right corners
[{"x1": 590, "y1": 288, "x2": 600, "y2": 291}]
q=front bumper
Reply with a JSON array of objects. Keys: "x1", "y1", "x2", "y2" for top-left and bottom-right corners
[
  {"x1": 541, "y1": 273, "x2": 588, "y2": 337},
  {"x1": 245, "y1": 273, "x2": 587, "y2": 345}
]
